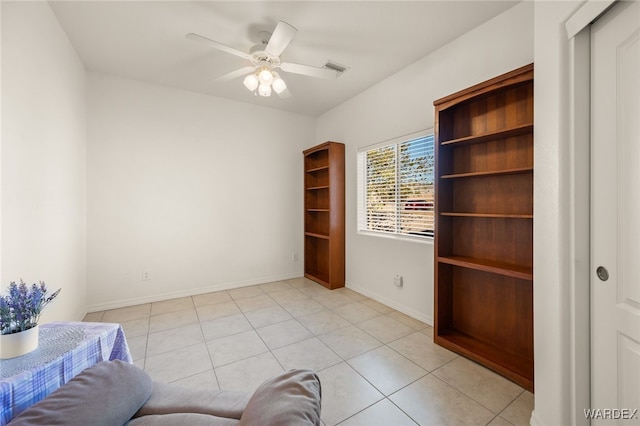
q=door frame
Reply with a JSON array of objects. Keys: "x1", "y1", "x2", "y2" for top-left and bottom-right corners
[{"x1": 564, "y1": 1, "x2": 616, "y2": 425}]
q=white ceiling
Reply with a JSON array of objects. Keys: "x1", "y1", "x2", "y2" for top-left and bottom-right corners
[{"x1": 50, "y1": 1, "x2": 518, "y2": 117}]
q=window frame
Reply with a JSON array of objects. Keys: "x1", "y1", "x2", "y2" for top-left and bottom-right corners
[{"x1": 357, "y1": 129, "x2": 435, "y2": 244}]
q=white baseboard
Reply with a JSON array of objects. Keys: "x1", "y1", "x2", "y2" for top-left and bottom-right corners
[
  {"x1": 346, "y1": 281, "x2": 433, "y2": 326},
  {"x1": 86, "y1": 272, "x2": 303, "y2": 313},
  {"x1": 528, "y1": 410, "x2": 541, "y2": 426},
  {"x1": 73, "y1": 307, "x2": 89, "y2": 322}
]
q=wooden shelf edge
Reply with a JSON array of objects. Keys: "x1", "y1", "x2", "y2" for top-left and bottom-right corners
[
  {"x1": 434, "y1": 331, "x2": 534, "y2": 392},
  {"x1": 434, "y1": 63, "x2": 533, "y2": 109},
  {"x1": 437, "y1": 255, "x2": 533, "y2": 280},
  {"x1": 306, "y1": 165, "x2": 329, "y2": 173},
  {"x1": 440, "y1": 167, "x2": 533, "y2": 179},
  {"x1": 440, "y1": 212, "x2": 533, "y2": 219},
  {"x1": 305, "y1": 232, "x2": 330, "y2": 240},
  {"x1": 307, "y1": 208, "x2": 330, "y2": 212},
  {"x1": 306, "y1": 185, "x2": 330, "y2": 191},
  {"x1": 304, "y1": 272, "x2": 329, "y2": 287},
  {"x1": 440, "y1": 123, "x2": 533, "y2": 147},
  {"x1": 303, "y1": 141, "x2": 343, "y2": 156}
]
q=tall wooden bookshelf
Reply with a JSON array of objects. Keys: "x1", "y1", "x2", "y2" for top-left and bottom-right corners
[
  {"x1": 303, "y1": 142, "x2": 345, "y2": 290},
  {"x1": 433, "y1": 64, "x2": 534, "y2": 391}
]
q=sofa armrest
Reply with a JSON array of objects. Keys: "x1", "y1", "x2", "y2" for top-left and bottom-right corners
[{"x1": 239, "y1": 369, "x2": 321, "y2": 426}]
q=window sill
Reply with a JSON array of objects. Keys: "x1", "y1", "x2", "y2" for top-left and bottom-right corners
[{"x1": 357, "y1": 230, "x2": 434, "y2": 245}]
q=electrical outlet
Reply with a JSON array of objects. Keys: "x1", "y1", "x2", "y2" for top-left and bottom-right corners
[
  {"x1": 292, "y1": 252, "x2": 299, "y2": 261},
  {"x1": 142, "y1": 271, "x2": 150, "y2": 281},
  {"x1": 393, "y1": 275, "x2": 403, "y2": 287}
]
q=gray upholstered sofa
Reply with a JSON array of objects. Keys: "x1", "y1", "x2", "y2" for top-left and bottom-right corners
[{"x1": 9, "y1": 360, "x2": 322, "y2": 425}]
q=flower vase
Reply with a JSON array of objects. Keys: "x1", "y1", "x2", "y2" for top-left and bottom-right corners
[{"x1": 0, "y1": 325, "x2": 39, "y2": 359}]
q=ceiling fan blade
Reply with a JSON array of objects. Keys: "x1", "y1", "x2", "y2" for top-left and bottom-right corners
[
  {"x1": 216, "y1": 66, "x2": 256, "y2": 82},
  {"x1": 280, "y1": 62, "x2": 339, "y2": 79},
  {"x1": 265, "y1": 21, "x2": 297, "y2": 57},
  {"x1": 186, "y1": 33, "x2": 252, "y2": 61}
]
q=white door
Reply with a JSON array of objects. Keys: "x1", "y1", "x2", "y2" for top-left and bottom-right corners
[{"x1": 591, "y1": 0, "x2": 640, "y2": 423}]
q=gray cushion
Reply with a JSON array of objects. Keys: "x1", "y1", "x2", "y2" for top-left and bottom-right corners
[
  {"x1": 9, "y1": 360, "x2": 152, "y2": 426},
  {"x1": 133, "y1": 381, "x2": 250, "y2": 420},
  {"x1": 239, "y1": 369, "x2": 321, "y2": 426},
  {"x1": 127, "y1": 413, "x2": 239, "y2": 426}
]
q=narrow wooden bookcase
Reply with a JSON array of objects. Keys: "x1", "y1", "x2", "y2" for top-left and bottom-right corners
[
  {"x1": 433, "y1": 64, "x2": 534, "y2": 391},
  {"x1": 303, "y1": 142, "x2": 345, "y2": 289}
]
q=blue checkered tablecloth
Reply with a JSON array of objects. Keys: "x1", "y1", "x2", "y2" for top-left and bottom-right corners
[{"x1": 0, "y1": 321, "x2": 132, "y2": 425}]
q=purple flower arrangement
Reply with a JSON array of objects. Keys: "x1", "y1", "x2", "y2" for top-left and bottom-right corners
[{"x1": 0, "y1": 280, "x2": 61, "y2": 335}]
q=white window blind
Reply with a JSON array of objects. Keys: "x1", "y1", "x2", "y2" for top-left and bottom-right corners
[{"x1": 357, "y1": 132, "x2": 434, "y2": 239}]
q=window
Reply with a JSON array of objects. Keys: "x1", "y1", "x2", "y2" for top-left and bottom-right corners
[{"x1": 357, "y1": 131, "x2": 434, "y2": 239}]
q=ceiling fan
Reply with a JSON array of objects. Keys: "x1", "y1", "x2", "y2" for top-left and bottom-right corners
[{"x1": 186, "y1": 21, "x2": 345, "y2": 98}]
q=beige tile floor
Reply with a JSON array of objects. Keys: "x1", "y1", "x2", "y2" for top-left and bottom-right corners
[{"x1": 83, "y1": 277, "x2": 534, "y2": 426}]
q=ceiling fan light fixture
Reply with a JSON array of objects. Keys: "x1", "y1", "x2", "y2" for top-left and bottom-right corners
[
  {"x1": 258, "y1": 83, "x2": 272, "y2": 97},
  {"x1": 272, "y1": 74, "x2": 287, "y2": 94},
  {"x1": 243, "y1": 74, "x2": 259, "y2": 91},
  {"x1": 258, "y1": 68, "x2": 273, "y2": 85}
]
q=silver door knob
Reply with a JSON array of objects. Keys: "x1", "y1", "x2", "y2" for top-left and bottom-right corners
[{"x1": 596, "y1": 266, "x2": 609, "y2": 281}]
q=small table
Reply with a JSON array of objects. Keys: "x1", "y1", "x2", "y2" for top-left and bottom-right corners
[{"x1": 0, "y1": 321, "x2": 132, "y2": 425}]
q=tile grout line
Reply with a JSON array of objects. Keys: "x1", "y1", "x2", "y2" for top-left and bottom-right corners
[
  {"x1": 194, "y1": 293, "x2": 224, "y2": 390},
  {"x1": 429, "y1": 357, "x2": 528, "y2": 418},
  {"x1": 493, "y1": 388, "x2": 526, "y2": 424},
  {"x1": 232, "y1": 290, "x2": 288, "y2": 374}
]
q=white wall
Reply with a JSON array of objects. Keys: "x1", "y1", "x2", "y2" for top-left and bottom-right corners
[
  {"x1": 315, "y1": 2, "x2": 533, "y2": 323},
  {"x1": 532, "y1": 1, "x2": 587, "y2": 425},
  {"x1": 1, "y1": 1, "x2": 87, "y2": 322},
  {"x1": 86, "y1": 74, "x2": 315, "y2": 310}
]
